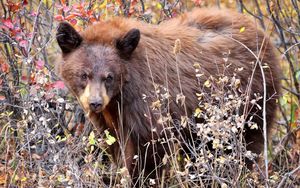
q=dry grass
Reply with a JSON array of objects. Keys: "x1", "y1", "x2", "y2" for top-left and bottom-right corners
[{"x1": 0, "y1": 0, "x2": 299, "y2": 187}]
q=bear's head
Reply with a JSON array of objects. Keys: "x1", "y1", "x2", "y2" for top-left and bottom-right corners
[{"x1": 56, "y1": 22, "x2": 140, "y2": 114}]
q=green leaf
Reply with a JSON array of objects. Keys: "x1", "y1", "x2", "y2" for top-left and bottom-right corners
[
  {"x1": 280, "y1": 93, "x2": 289, "y2": 106},
  {"x1": 295, "y1": 69, "x2": 300, "y2": 80},
  {"x1": 19, "y1": 87, "x2": 28, "y2": 98},
  {"x1": 89, "y1": 131, "x2": 96, "y2": 145},
  {"x1": 290, "y1": 103, "x2": 297, "y2": 124},
  {"x1": 8, "y1": 111, "x2": 14, "y2": 116},
  {"x1": 104, "y1": 130, "x2": 116, "y2": 145}
]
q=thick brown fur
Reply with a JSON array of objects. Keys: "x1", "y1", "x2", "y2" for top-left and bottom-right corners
[{"x1": 56, "y1": 8, "x2": 280, "y2": 183}]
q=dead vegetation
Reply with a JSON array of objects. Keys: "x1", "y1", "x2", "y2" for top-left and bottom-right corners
[{"x1": 0, "y1": 0, "x2": 299, "y2": 187}]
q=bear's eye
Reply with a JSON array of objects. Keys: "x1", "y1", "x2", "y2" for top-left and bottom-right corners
[
  {"x1": 81, "y1": 73, "x2": 88, "y2": 81},
  {"x1": 105, "y1": 74, "x2": 114, "y2": 84}
]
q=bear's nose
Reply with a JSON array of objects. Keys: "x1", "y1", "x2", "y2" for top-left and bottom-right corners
[{"x1": 89, "y1": 101, "x2": 102, "y2": 111}]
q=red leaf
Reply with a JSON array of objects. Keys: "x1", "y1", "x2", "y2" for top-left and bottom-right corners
[
  {"x1": 23, "y1": 0, "x2": 28, "y2": 5},
  {"x1": 55, "y1": 4, "x2": 63, "y2": 10},
  {"x1": 21, "y1": 76, "x2": 27, "y2": 81},
  {"x1": 69, "y1": 19, "x2": 77, "y2": 25},
  {"x1": 65, "y1": 14, "x2": 76, "y2": 20},
  {"x1": 89, "y1": 17, "x2": 97, "y2": 23},
  {"x1": 87, "y1": 10, "x2": 93, "y2": 16},
  {"x1": 15, "y1": 36, "x2": 22, "y2": 41},
  {"x1": 7, "y1": 2, "x2": 21, "y2": 12},
  {"x1": 63, "y1": 6, "x2": 71, "y2": 13},
  {"x1": 0, "y1": 96, "x2": 6, "y2": 101},
  {"x1": 73, "y1": 4, "x2": 84, "y2": 11},
  {"x1": 31, "y1": 11, "x2": 37, "y2": 16},
  {"x1": 75, "y1": 123, "x2": 85, "y2": 136},
  {"x1": 192, "y1": 0, "x2": 202, "y2": 6},
  {"x1": 53, "y1": 81, "x2": 65, "y2": 89},
  {"x1": 3, "y1": 19, "x2": 14, "y2": 29},
  {"x1": 30, "y1": 73, "x2": 36, "y2": 83},
  {"x1": 1, "y1": 63, "x2": 9, "y2": 73},
  {"x1": 35, "y1": 60, "x2": 44, "y2": 70},
  {"x1": 19, "y1": 40, "x2": 28, "y2": 48},
  {"x1": 44, "y1": 83, "x2": 53, "y2": 91},
  {"x1": 69, "y1": 12, "x2": 81, "y2": 17},
  {"x1": 54, "y1": 15, "x2": 64, "y2": 21}
]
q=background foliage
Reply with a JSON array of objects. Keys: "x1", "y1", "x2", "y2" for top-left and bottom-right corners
[{"x1": 0, "y1": 0, "x2": 299, "y2": 187}]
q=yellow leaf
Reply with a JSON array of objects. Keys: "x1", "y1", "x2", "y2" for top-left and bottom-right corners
[
  {"x1": 0, "y1": 174, "x2": 5, "y2": 185},
  {"x1": 42, "y1": 0, "x2": 53, "y2": 7},
  {"x1": 151, "y1": 100, "x2": 161, "y2": 109},
  {"x1": 239, "y1": 27, "x2": 246, "y2": 33},
  {"x1": 156, "y1": 2, "x2": 162, "y2": 9},
  {"x1": 196, "y1": 93, "x2": 203, "y2": 100},
  {"x1": 90, "y1": 145, "x2": 95, "y2": 153},
  {"x1": 193, "y1": 63, "x2": 201, "y2": 69},
  {"x1": 99, "y1": 0, "x2": 107, "y2": 9},
  {"x1": 204, "y1": 80, "x2": 211, "y2": 88},
  {"x1": 180, "y1": 116, "x2": 188, "y2": 127},
  {"x1": 194, "y1": 108, "x2": 202, "y2": 118}
]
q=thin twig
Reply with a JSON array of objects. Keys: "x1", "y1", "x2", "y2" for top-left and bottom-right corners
[{"x1": 277, "y1": 165, "x2": 300, "y2": 188}]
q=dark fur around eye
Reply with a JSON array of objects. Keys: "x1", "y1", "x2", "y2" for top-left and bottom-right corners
[
  {"x1": 81, "y1": 73, "x2": 88, "y2": 81},
  {"x1": 105, "y1": 74, "x2": 114, "y2": 85}
]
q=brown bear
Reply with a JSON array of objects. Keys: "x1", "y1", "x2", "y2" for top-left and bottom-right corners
[{"x1": 56, "y1": 8, "x2": 280, "y2": 183}]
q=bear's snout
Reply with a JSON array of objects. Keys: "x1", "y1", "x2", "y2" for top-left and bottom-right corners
[{"x1": 89, "y1": 98, "x2": 103, "y2": 112}]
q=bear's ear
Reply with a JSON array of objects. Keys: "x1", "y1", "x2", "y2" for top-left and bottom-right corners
[
  {"x1": 116, "y1": 29, "x2": 140, "y2": 59},
  {"x1": 56, "y1": 22, "x2": 83, "y2": 54}
]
